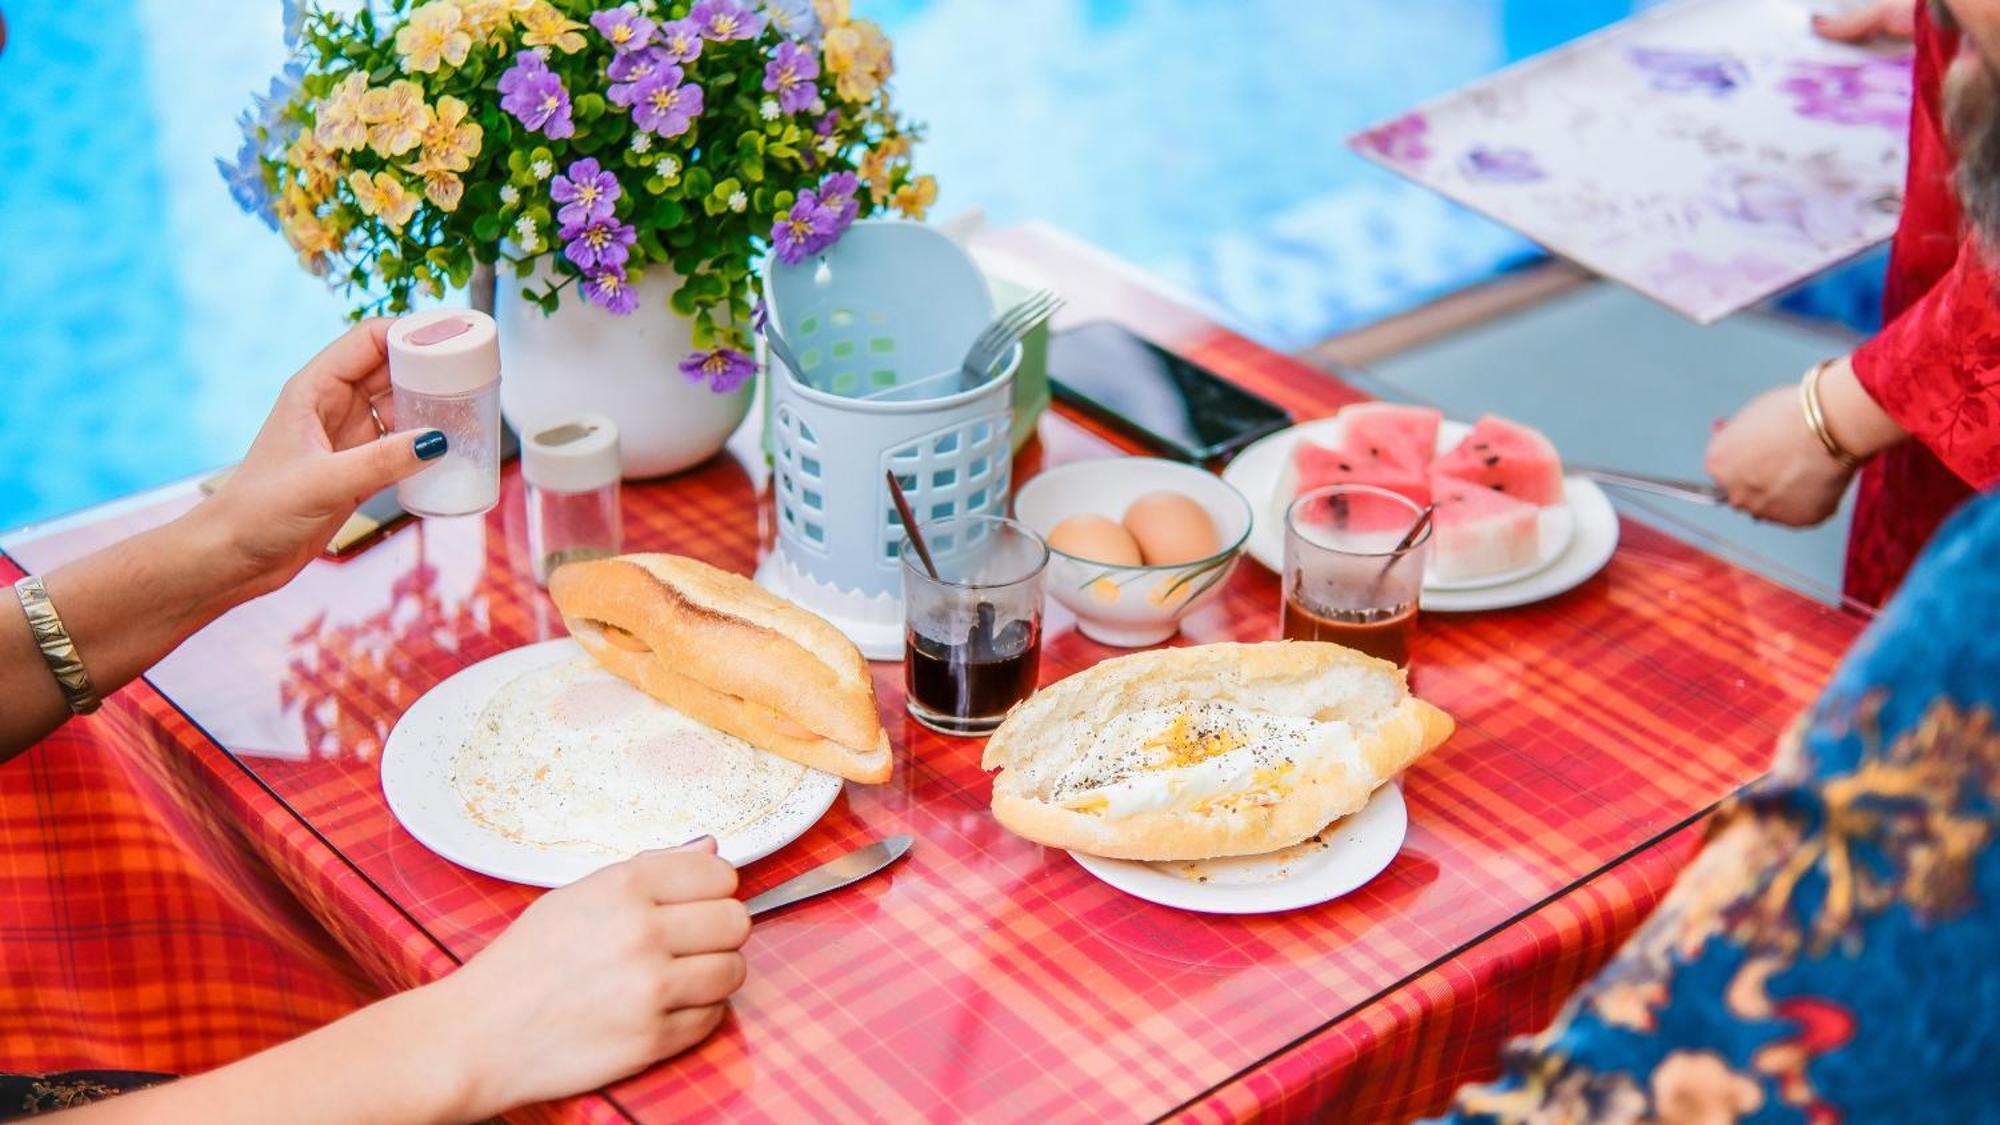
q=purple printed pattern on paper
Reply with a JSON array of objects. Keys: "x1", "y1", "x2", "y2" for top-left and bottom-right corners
[
  {"x1": 1355, "y1": 113, "x2": 1429, "y2": 166},
  {"x1": 1625, "y1": 47, "x2": 1748, "y2": 96},
  {"x1": 1460, "y1": 146, "x2": 1544, "y2": 184},
  {"x1": 1779, "y1": 56, "x2": 1914, "y2": 130}
]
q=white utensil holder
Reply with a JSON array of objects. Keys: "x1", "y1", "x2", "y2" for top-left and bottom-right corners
[{"x1": 754, "y1": 221, "x2": 1018, "y2": 659}]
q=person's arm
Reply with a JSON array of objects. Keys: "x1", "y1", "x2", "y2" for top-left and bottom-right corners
[
  {"x1": 1845, "y1": 235, "x2": 2000, "y2": 490},
  {"x1": 62, "y1": 838, "x2": 751, "y2": 1124},
  {"x1": 2, "y1": 322, "x2": 442, "y2": 758},
  {"x1": 1703, "y1": 353, "x2": 1908, "y2": 525}
]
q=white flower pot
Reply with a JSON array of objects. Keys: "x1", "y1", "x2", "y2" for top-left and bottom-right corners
[{"x1": 495, "y1": 266, "x2": 753, "y2": 479}]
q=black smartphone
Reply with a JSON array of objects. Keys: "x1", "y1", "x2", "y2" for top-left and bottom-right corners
[{"x1": 1047, "y1": 321, "x2": 1292, "y2": 463}]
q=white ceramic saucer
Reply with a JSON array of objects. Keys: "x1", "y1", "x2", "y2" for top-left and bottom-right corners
[{"x1": 1068, "y1": 783, "x2": 1407, "y2": 915}]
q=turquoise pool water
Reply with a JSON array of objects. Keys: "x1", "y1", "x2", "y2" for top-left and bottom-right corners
[{"x1": 0, "y1": 0, "x2": 1867, "y2": 530}]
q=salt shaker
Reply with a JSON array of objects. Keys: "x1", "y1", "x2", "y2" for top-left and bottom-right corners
[
  {"x1": 524, "y1": 414, "x2": 623, "y2": 585},
  {"x1": 388, "y1": 309, "x2": 502, "y2": 518}
]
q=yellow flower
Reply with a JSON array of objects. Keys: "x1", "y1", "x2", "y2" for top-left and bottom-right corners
[
  {"x1": 286, "y1": 130, "x2": 341, "y2": 198},
  {"x1": 362, "y1": 80, "x2": 435, "y2": 158},
  {"x1": 419, "y1": 170, "x2": 466, "y2": 212},
  {"x1": 314, "y1": 73, "x2": 371, "y2": 153},
  {"x1": 405, "y1": 95, "x2": 483, "y2": 175},
  {"x1": 891, "y1": 174, "x2": 936, "y2": 220},
  {"x1": 395, "y1": 2, "x2": 473, "y2": 74},
  {"x1": 458, "y1": 0, "x2": 527, "y2": 40},
  {"x1": 348, "y1": 169, "x2": 421, "y2": 231},
  {"x1": 858, "y1": 133, "x2": 910, "y2": 194},
  {"x1": 813, "y1": 0, "x2": 850, "y2": 26},
  {"x1": 277, "y1": 186, "x2": 342, "y2": 272},
  {"x1": 519, "y1": 1, "x2": 586, "y2": 53},
  {"x1": 823, "y1": 18, "x2": 892, "y2": 103}
]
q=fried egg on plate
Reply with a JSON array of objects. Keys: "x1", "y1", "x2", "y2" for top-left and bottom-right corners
[
  {"x1": 1048, "y1": 701, "x2": 1359, "y2": 818},
  {"x1": 452, "y1": 656, "x2": 806, "y2": 854}
]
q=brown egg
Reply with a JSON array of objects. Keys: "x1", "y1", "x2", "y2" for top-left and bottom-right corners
[
  {"x1": 1046, "y1": 514, "x2": 1144, "y2": 566},
  {"x1": 1122, "y1": 490, "x2": 1220, "y2": 566}
]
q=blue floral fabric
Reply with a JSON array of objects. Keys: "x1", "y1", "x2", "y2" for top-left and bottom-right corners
[{"x1": 1435, "y1": 491, "x2": 2000, "y2": 1124}]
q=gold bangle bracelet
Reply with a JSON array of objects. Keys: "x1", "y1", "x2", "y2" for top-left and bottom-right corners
[
  {"x1": 1800, "y1": 361, "x2": 1863, "y2": 470},
  {"x1": 13, "y1": 575, "x2": 100, "y2": 716}
]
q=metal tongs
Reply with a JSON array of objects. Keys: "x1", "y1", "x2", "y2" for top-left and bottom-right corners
[{"x1": 1572, "y1": 466, "x2": 1728, "y2": 506}]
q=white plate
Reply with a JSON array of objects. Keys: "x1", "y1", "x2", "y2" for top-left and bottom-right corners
[
  {"x1": 1222, "y1": 417, "x2": 1619, "y2": 612},
  {"x1": 1068, "y1": 783, "x2": 1407, "y2": 915},
  {"x1": 382, "y1": 638, "x2": 843, "y2": 887}
]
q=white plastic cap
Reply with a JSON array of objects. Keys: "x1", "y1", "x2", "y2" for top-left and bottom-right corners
[
  {"x1": 524, "y1": 414, "x2": 622, "y2": 493},
  {"x1": 387, "y1": 309, "x2": 501, "y2": 396}
]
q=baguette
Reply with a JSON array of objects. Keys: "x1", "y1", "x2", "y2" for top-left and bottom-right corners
[
  {"x1": 982, "y1": 641, "x2": 1452, "y2": 860},
  {"x1": 549, "y1": 554, "x2": 892, "y2": 783}
]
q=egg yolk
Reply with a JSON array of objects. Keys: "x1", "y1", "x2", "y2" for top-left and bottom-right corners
[{"x1": 1143, "y1": 712, "x2": 1249, "y2": 768}]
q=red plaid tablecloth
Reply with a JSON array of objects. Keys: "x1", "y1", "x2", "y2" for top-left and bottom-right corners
[{"x1": 0, "y1": 228, "x2": 1864, "y2": 1121}]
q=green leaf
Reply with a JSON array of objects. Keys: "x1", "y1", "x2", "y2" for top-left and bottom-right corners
[
  {"x1": 575, "y1": 93, "x2": 606, "y2": 121},
  {"x1": 670, "y1": 285, "x2": 699, "y2": 316},
  {"x1": 473, "y1": 214, "x2": 502, "y2": 243},
  {"x1": 684, "y1": 166, "x2": 714, "y2": 198},
  {"x1": 651, "y1": 199, "x2": 686, "y2": 227}
]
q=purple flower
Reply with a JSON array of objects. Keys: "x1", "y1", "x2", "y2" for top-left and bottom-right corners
[
  {"x1": 590, "y1": 6, "x2": 655, "y2": 53},
  {"x1": 552, "y1": 158, "x2": 621, "y2": 226},
  {"x1": 631, "y1": 67, "x2": 704, "y2": 138},
  {"x1": 1626, "y1": 47, "x2": 1747, "y2": 96},
  {"x1": 560, "y1": 216, "x2": 638, "y2": 271},
  {"x1": 763, "y1": 41, "x2": 821, "y2": 114},
  {"x1": 817, "y1": 170, "x2": 859, "y2": 227},
  {"x1": 689, "y1": 0, "x2": 762, "y2": 41},
  {"x1": 1354, "y1": 113, "x2": 1428, "y2": 166},
  {"x1": 1778, "y1": 57, "x2": 1913, "y2": 130},
  {"x1": 1459, "y1": 146, "x2": 1544, "y2": 184},
  {"x1": 771, "y1": 190, "x2": 839, "y2": 264},
  {"x1": 680, "y1": 347, "x2": 757, "y2": 394},
  {"x1": 583, "y1": 267, "x2": 641, "y2": 316},
  {"x1": 766, "y1": 0, "x2": 819, "y2": 41},
  {"x1": 655, "y1": 18, "x2": 704, "y2": 64},
  {"x1": 498, "y1": 52, "x2": 575, "y2": 139},
  {"x1": 608, "y1": 46, "x2": 672, "y2": 106}
]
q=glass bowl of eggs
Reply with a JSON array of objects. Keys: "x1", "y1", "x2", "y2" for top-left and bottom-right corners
[{"x1": 1012, "y1": 457, "x2": 1253, "y2": 647}]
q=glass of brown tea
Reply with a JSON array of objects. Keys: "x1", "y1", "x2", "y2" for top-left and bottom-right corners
[
  {"x1": 901, "y1": 515, "x2": 1049, "y2": 736},
  {"x1": 1281, "y1": 484, "x2": 1432, "y2": 668}
]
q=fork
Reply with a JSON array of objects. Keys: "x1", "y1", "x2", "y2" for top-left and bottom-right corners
[
  {"x1": 856, "y1": 290, "x2": 1065, "y2": 402},
  {"x1": 959, "y1": 289, "x2": 1063, "y2": 387}
]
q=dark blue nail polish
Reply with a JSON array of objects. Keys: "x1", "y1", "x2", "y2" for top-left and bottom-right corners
[{"x1": 413, "y1": 430, "x2": 448, "y2": 461}]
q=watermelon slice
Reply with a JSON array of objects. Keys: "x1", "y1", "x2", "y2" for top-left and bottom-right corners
[
  {"x1": 1337, "y1": 402, "x2": 1443, "y2": 475},
  {"x1": 1429, "y1": 474, "x2": 1542, "y2": 581},
  {"x1": 1431, "y1": 415, "x2": 1565, "y2": 507},
  {"x1": 1292, "y1": 437, "x2": 1430, "y2": 509}
]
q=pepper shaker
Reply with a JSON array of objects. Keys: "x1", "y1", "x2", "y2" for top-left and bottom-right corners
[
  {"x1": 388, "y1": 309, "x2": 502, "y2": 519},
  {"x1": 524, "y1": 414, "x2": 623, "y2": 586}
]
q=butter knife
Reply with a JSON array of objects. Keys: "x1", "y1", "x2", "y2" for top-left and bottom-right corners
[
  {"x1": 746, "y1": 835, "x2": 913, "y2": 918},
  {"x1": 1573, "y1": 466, "x2": 1728, "y2": 506}
]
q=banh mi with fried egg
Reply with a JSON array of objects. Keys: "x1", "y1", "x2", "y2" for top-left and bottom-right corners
[
  {"x1": 548, "y1": 553, "x2": 892, "y2": 783},
  {"x1": 981, "y1": 642, "x2": 1452, "y2": 860}
]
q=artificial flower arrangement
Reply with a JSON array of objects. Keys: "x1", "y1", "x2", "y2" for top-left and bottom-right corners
[{"x1": 223, "y1": 0, "x2": 935, "y2": 391}]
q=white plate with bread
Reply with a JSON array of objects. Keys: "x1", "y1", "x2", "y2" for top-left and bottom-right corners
[
  {"x1": 982, "y1": 642, "x2": 1451, "y2": 914},
  {"x1": 1222, "y1": 406, "x2": 1619, "y2": 613},
  {"x1": 384, "y1": 554, "x2": 892, "y2": 887},
  {"x1": 1070, "y1": 783, "x2": 1407, "y2": 914}
]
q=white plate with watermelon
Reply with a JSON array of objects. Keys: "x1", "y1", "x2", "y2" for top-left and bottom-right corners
[{"x1": 1223, "y1": 405, "x2": 1620, "y2": 613}]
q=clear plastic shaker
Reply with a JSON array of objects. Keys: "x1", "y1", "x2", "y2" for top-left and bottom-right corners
[
  {"x1": 524, "y1": 414, "x2": 623, "y2": 585},
  {"x1": 388, "y1": 309, "x2": 502, "y2": 518}
]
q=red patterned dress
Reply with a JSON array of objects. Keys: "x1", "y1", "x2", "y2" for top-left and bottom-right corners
[{"x1": 1846, "y1": 2, "x2": 2000, "y2": 606}]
